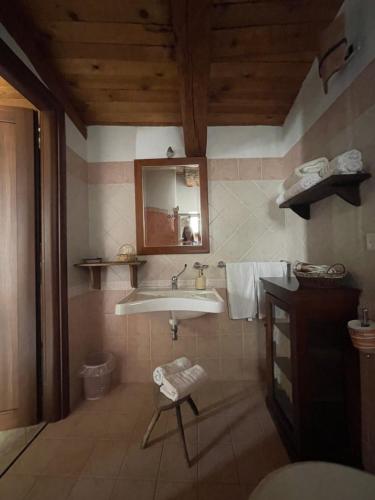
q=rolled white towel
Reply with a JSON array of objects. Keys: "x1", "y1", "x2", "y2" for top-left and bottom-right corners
[
  {"x1": 277, "y1": 173, "x2": 322, "y2": 206},
  {"x1": 160, "y1": 364, "x2": 208, "y2": 401},
  {"x1": 320, "y1": 150, "x2": 363, "y2": 179},
  {"x1": 153, "y1": 357, "x2": 192, "y2": 386},
  {"x1": 282, "y1": 157, "x2": 329, "y2": 191}
]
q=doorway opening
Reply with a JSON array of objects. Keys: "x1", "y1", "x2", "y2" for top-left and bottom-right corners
[{"x1": 0, "y1": 42, "x2": 69, "y2": 476}]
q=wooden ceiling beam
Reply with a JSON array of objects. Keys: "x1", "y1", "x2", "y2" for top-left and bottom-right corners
[
  {"x1": 171, "y1": 0, "x2": 211, "y2": 157},
  {"x1": 0, "y1": 1, "x2": 87, "y2": 137}
]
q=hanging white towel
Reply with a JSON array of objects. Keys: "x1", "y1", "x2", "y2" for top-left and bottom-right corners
[
  {"x1": 153, "y1": 357, "x2": 192, "y2": 386},
  {"x1": 253, "y1": 262, "x2": 287, "y2": 319},
  {"x1": 226, "y1": 262, "x2": 257, "y2": 320},
  {"x1": 160, "y1": 365, "x2": 208, "y2": 401}
]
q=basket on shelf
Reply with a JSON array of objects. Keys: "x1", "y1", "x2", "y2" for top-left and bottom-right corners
[
  {"x1": 116, "y1": 244, "x2": 136, "y2": 262},
  {"x1": 293, "y1": 262, "x2": 347, "y2": 288}
]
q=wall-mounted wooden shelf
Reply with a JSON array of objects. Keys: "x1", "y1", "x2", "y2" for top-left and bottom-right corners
[
  {"x1": 279, "y1": 173, "x2": 371, "y2": 220},
  {"x1": 74, "y1": 260, "x2": 147, "y2": 289}
]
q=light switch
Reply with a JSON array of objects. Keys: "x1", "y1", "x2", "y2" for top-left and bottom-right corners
[{"x1": 366, "y1": 233, "x2": 375, "y2": 251}]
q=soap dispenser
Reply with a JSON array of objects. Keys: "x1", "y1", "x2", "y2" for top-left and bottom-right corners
[{"x1": 193, "y1": 262, "x2": 208, "y2": 290}]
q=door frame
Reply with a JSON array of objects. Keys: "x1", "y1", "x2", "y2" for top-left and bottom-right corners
[{"x1": 0, "y1": 40, "x2": 69, "y2": 420}]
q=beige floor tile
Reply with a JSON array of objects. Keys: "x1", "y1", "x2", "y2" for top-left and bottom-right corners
[
  {"x1": 0, "y1": 474, "x2": 36, "y2": 500},
  {"x1": 39, "y1": 413, "x2": 81, "y2": 440},
  {"x1": 158, "y1": 443, "x2": 198, "y2": 482},
  {"x1": 155, "y1": 481, "x2": 198, "y2": 500},
  {"x1": 241, "y1": 481, "x2": 264, "y2": 500},
  {"x1": 68, "y1": 477, "x2": 115, "y2": 500},
  {"x1": 81, "y1": 439, "x2": 127, "y2": 478},
  {"x1": 131, "y1": 412, "x2": 169, "y2": 447},
  {"x1": 43, "y1": 438, "x2": 94, "y2": 477},
  {"x1": 25, "y1": 476, "x2": 76, "y2": 500},
  {"x1": 110, "y1": 479, "x2": 155, "y2": 500},
  {"x1": 119, "y1": 443, "x2": 162, "y2": 480},
  {"x1": 230, "y1": 414, "x2": 267, "y2": 454},
  {"x1": 103, "y1": 413, "x2": 139, "y2": 439},
  {"x1": 8, "y1": 438, "x2": 62, "y2": 475},
  {"x1": 197, "y1": 414, "x2": 232, "y2": 446},
  {"x1": 76, "y1": 394, "x2": 114, "y2": 413},
  {"x1": 165, "y1": 414, "x2": 198, "y2": 446},
  {"x1": 198, "y1": 482, "x2": 244, "y2": 500},
  {"x1": 193, "y1": 383, "x2": 223, "y2": 411},
  {"x1": 197, "y1": 443, "x2": 239, "y2": 484},
  {"x1": 68, "y1": 412, "x2": 109, "y2": 439}
]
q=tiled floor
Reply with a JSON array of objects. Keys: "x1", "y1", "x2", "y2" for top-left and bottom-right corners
[
  {"x1": 0, "y1": 423, "x2": 45, "y2": 477},
  {"x1": 0, "y1": 382, "x2": 289, "y2": 500}
]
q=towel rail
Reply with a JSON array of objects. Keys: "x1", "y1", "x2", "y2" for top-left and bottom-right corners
[{"x1": 218, "y1": 260, "x2": 291, "y2": 270}]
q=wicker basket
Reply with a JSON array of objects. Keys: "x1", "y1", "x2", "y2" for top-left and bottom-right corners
[{"x1": 294, "y1": 263, "x2": 347, "y2": 289}]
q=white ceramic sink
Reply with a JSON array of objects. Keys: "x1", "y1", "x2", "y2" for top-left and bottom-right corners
[{"x1": 115, "y1": 288, "x2": 225, "y2": 319}]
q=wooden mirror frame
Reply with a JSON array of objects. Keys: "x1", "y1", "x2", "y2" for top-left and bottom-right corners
[{"x1": 134, "y1": 157, "x2": 210, "y2": 255}]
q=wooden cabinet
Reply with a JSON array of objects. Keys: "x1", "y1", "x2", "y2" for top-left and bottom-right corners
[{"x1": 262, "y1": 277, "x2": 362, "y2": 466}]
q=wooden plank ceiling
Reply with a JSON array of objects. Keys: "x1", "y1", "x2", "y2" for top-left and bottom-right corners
[
  {"x1": 0, "y1": 77, "x2": 36, "y2": 109},
  {"x1": 16, "y1": 0, "x2": 343, "y2": 128}
]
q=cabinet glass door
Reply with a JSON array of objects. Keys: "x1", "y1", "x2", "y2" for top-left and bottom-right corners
[{"x1": 272, "y1": 304, "x2": 293, "y2": 425}]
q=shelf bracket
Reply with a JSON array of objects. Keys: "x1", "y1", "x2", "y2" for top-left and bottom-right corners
[
  {"x1": 88, "y1": 268, "x2": 101, "y2": 290},
  {"x1": 129, "y1": 264, "x2": 138, "y2": 288},
  {"x1": 291, "y1": 204, "x2": 310, "y2": 220},
  {"x1": 335, "y1": 185, "x2": 361, "y2": 206}
]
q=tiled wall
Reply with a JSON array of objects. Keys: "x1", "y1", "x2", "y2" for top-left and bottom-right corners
[
  {"x1": 66, "y1": 146, "x2": 101, "y2": 408},
  {"x1": 283, "y1": 59, "x2": 375, "y2": 472},
  {"x1": 87, "y1": 159, "x2": 286, "y2": 289},
  {"x1": 67, "y1": 154, "x2": 285, "y2": 407},
  {"x1": 86, "y1": 289, "x2": 265, "y2": 385}
]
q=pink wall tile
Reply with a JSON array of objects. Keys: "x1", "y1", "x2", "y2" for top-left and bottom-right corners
[
  {"x1": 238, "y1": 158, "x2": 262, "y2": 180},
  {"x1": 67, "y1": 147, "x2": 88, "y2": 183},
  {"x1": 88, "y1": 161, "x2": 134, "y2": 184},
  {"x1": 208, "y1": 159, "x2": 239, "y2": 180},
  {"x1": 261, "y1": 158, "x2": 285, "y2": 180}
]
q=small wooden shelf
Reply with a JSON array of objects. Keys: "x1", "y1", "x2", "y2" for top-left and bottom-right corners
[
  {"x1": 274, "y1": 356, "x2": 292, "y2": 381},
  {"x1": 75, "y1": 260, "x2": 147, "y2": 289},
  {"x1": 274, "y1": 321, "x2": 290, "y2": 339},
  {"x1": 280, "y1": 173, "x2": 371, "y2": 220}
]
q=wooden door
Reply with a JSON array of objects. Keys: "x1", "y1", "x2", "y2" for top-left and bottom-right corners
[{"x1": 0, "y1": 106, "x2": 38, "y2": 430}]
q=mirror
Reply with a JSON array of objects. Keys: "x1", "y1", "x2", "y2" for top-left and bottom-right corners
[{"x1": 134, "y1": 157, "x2": 209, "y2": 254}]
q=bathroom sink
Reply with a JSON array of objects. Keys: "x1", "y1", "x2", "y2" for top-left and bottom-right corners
[{"x1": 115, "y1": 288, "x2": 225, "y2": 319}]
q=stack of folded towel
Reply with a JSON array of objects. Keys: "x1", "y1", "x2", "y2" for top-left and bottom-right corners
[
  {"x1": 276, "y1": 150, "x2": 364, "y2": 206},
  {"x1": 153, "y1": 357, "x2": 208, "y2": 402},
  {"x1": 320, "y1": 149, "x2": 363, "y2": 179}
]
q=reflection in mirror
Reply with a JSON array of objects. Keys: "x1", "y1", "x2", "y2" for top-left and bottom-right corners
[{"x1": 142, "y1": 164, "x2": 201, "y2": 247}]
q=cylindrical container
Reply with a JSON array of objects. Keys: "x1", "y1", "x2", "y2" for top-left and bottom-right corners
[
  {"x1": 80, "y1": 352, "x2": 115, "y2": 400},
  {"x1": 195, "y1": 270, "x2": 206, "y2": 290}
]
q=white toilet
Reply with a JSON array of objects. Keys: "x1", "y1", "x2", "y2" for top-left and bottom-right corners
[{"x1": 249, "y1": 462, "x2": 375, "y2": 499}]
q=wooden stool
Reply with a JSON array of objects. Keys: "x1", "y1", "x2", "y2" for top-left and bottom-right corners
[{"x1": 141, "y1": 387, "x2": 199, "y2": 466}]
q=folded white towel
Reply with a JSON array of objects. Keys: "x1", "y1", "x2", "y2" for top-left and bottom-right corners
[
  {"x1": 160, "y1": 364, "x2": 208, "y2": 401},
  {"x1": 320, "y1": 150, "x2": 363, "y2": 179},
  {"x1": 277, "y1": 173, "x2": 322, "y2": 205},
  {"x1": 153, "y1": 357, "x2": 192, "y2": 386},
  {"x1": 282, "y1": 157, "x2": 329, "y2": 191}
]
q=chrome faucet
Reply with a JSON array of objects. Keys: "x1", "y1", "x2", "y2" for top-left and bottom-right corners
[{"x1": 171, "y1": 264, "x2": 187, "y2": 290}]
